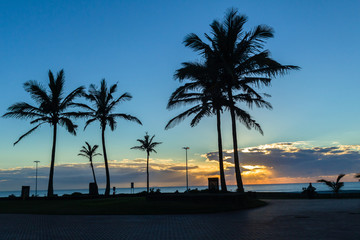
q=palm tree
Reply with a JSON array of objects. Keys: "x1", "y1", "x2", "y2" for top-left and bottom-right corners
[
  {"x1": 355, "y1": 173, "x2": 360, "y2": 181},
  {"x1": 131, "y1": 132, "x2": 162, "y2": 193},
  {"x1": 183, "y1": 8, "x2": 299, "y2": 192},
  {"x1": 76, "y1": 79, "x2": 142, "y2": 196},
  {"x1": 167, "y1": 61, "x2": 228, "y2": 192},
  {"x1": 3, "y1": 69, "x2": 84, "y2": 197},
  {"x1": 166, "y1": 60, "x2": 268, "y2": 192},
  {"x1": 78, "y1": 142, "x2": 102, "y2": 193},
  {"x1": 318, "y1": 174, "x2": 346, "y2": 194}
]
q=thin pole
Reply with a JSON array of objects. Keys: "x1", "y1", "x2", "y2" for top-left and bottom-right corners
[
  {"x1": 183, "y1": 147, "x2": 190, "y2": 191},
  {"x1": 34, "y1": 161, "x2": 40, "y2": 196}
]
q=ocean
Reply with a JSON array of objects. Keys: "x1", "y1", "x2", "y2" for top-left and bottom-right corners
[{"x1": 1, "y1": 182, "x2": 360, "y2": 197}]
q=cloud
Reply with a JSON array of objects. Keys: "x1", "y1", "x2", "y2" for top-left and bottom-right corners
[
  {"x1": 0, "y1": 158, "x2": 217, "y2": 191},
  {"x1": 1, "y1": 142, "x2": 360, "y2": 191},
  {"x1": 202, "y1": 142, "x2": 360, "y2": 184}
]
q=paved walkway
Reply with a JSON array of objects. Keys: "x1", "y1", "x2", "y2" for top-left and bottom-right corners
[{"x1": 0, "y1": 199, "x2": 359, "y2": 239}]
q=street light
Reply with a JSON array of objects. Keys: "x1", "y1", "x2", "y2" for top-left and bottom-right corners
[
  {"x1": 34, "y1": 161, "x2": 40, "y2": 196},
  {"x1": 183, "y1": 147, "x2": 190, "y2": 191}
]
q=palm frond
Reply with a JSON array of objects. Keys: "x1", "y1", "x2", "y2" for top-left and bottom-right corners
[
  {"x1": 14, "y1": 123, "x2": 45, "y2": 145},
  {"x1": 107, "y1": 92, "x2": 132, "y2": 111},
  {"x1": 131, "y1": 146, "x2": 145, "y2": 151},
  {"x1": 60, "y1": 86, "x2": 84, "y2": 110},
  {"x1": 109, "y1": 113, "x2": 142, "y2": 125},
  {"x1": 232, "y1": 106, "x2": 263, "y2": 135},
  {"x1": 355, "y1": 174, "x2": 360, "y2": 181},
  {"x1": 3, "y1": 103, "x2": 46, "y2": 119},
  {"x1": 78, "y1": 153, "x2": 90, "y2": 159},
  {"x1": 84, "y1": 118, "x2": 97, "y2": 130},
  {"x1": 58, "y1": 117, "x2": 77, "y2": 135},
  {"x1": 62, "y1": 111, "x2": 93, "y2": 118},
  {"x1": 23, "y1": 80, "x2": 50, "y2": 104},
  {"x1": 190, "y1": 107, "x2": 212, "y2": 127},
  {"x1": 71, "y1": 102, "x2": 96, "y2": 112},
  {"x1": 183, "y1": 33, "x2": 213, "y2": 55},
  {"x1": 336, "y1": 174, "x2": 345, "y2": 184},
  {"x1": 165, "y1": 105, "x2": 202, "y2": 129}
]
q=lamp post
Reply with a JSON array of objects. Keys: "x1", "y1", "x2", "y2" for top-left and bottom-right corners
[
  {"x1": 183, "y1": 147, "x2": 190, "y2": 191},
  {"x1": 34, "y1": 161, "x2": 40, "y2": 196}
]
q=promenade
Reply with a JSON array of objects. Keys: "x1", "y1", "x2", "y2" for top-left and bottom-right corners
[{"x1": 0, "y1": 199, "x2": 359, "y2": 239}]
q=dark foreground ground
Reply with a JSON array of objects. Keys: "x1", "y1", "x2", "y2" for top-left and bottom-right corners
[
  {"x1": 0, "y1": 195, "x2": 264, "y2": 214},
  {"x1": 0, "y1": 199, "x2": 359, "y2": 240}
]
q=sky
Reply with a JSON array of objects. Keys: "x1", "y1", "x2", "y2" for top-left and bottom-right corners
[{"x1": 0, "y1": 0, "x2": 360, "y2": 191}]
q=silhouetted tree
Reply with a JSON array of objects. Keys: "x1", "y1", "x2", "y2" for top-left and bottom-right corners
[
  {"x1": 3, "y1": 70, "x2": 84, "y2": 197},
  {"x1": 166, "y1": 60, "x2": 267, "y2": 192},
  {"x1": 76, "y1": 79, "x2": 142, "y2": 196},
  {"x1": 183, "y1": 8, "x2": 299, "y2": 192},
  {"x1": 318, "y1": 174, "x2": 346, "y2": 194},
  {"x1": 78, "y1": 142, "x2": 102, "y2": 193},
  {"x1": 131, "y1": 132, "x2": 162, "y2": 193}
]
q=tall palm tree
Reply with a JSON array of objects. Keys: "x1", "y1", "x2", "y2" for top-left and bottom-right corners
[
  {"x1": 3, "y1": 70, "x2": 84, "y2": 197},
  {"x1": 78, "y1": 142, "x2": 102, "y2": 193},
  {"x1": 76, "y1": 79, "x2": 142, "y2": 196},
  {"x1": 166, "y1": 60, "x2": 268, "y2": 192},
  {"x1": 131, "y1": 132, "x2": 162, "y2": 193},
  {"x1": 318, "y1": 174, "x2": 346, "y2": 194},
  {"x1": 183, "y1": 8, "x2": 299, "y2": 192},
  {"x1": 167, "y1": 60, "x2": 228, "y2": 192}
]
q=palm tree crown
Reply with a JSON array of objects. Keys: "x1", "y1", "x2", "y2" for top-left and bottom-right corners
[
  {"x1": 78, "y1": 79, "x2": 142, "y2": 131},
  {"x1": 166, "y1": 59, "x2": 270, "y2": 192},
  {"x1": 131, "y1": 132, "x2": 162, "y2": 154},
  {"x1": 3, "y1": 70, "x2": 83, "y2": 144},
  {"x1": 3, "y1": 69, "x2": 84, "y2": 196},
  {"x1": 78, "y1": 142, "x2": 102, "y2": 161}
]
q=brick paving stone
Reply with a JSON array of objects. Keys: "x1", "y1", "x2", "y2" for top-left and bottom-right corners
[{"x1": 0, "y1": 199, "x2": 359, "y2": 239}]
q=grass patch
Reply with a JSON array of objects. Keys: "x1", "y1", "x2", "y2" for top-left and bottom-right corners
[{"x1": 0, "y1": 196, "x2": 266, "y2": 215}]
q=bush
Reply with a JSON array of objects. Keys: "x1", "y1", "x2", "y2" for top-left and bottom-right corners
[
  {"x1": 71, "y1": 192, "x2": 83, "y2": 196},
  {"x1": 8, "y1": 194, "x2": 16, "y2": 199}
]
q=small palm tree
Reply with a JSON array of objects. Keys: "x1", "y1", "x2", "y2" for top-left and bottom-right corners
[
  {"x1": 76, "y1": 79, "x2": 142, "y2": 196},
  {"x1": 78, "y1": 142, "x2": 102, "y2": 193},
  {"x1": 131, "y1": 132, "x2": 162, "y2": 193},
  {"x1": 3, "y1": 70, "x2": 83, "y2": 197},
  {"x1": 318, "y1": 174, "x2": 346, "y2": 194},
  {"x1": 355, "y1": 173, "x2": 360, "y2": 181}
]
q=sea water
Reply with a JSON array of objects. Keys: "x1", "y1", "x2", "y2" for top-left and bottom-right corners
[{"x1": 1, "y1": 182, "x2": 360, "y2": 197}]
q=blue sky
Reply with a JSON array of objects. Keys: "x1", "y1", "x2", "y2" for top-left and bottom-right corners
[{"x1": 0, "y1": 1, "x2": 359, "y2": 189}]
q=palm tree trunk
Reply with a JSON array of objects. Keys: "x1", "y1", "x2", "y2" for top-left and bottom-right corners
[
  {"x1": 47, "y1": 123, "x2": 57, "y2": 197},
  {"x1": 90, "y1": 158, "x2": 97, "y2": 185},
  {"x1": 146, "y1": 151, "x2": 149, "y2": 193},
  {"x1": 216, "y1": 109, "x2": 227, "y2": 192},
  {"x1": 90, "y1": 159, "x2": 99, "y2": 195},
  {"x1": 227, "y1": 89, "x2": 244, "y2": 193},
  {"x1": 101, "y1": 128, "x2": 111, "y2": 196}
]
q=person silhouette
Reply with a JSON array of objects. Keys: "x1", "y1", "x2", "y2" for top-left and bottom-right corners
[{"x1": 306, "y1": 183, "x2": 316, "y2": 198}]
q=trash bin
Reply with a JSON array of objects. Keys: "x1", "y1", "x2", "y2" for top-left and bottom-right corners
[
  {"x1": 21, "y1": 186, "x2": 30, "y2": 199},
  {"x1": 208, "y1": 178, "x2": 219, "y2": 192},
  {"x1": 89, "y1": 182, "x2": 98, "y2": 195}
]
